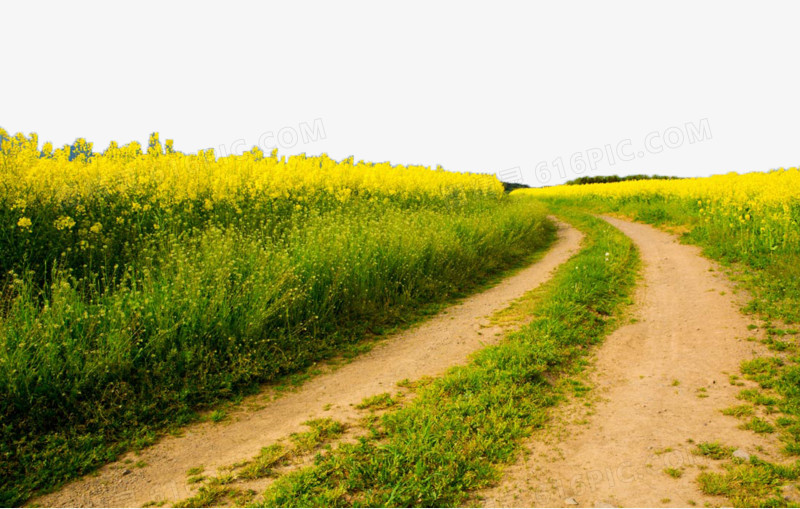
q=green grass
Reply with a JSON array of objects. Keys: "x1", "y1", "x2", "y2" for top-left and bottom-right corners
[
  {"x1": 566, "y1": 378, "x2": 591, "y2": 398},
  {"x1": 664, "y1": 467, "x2": 684, "y2": 478},
  {"x1": 741, "y1": 417, "x2": 776, "y2": 435},
  {"x1": 711, "y1": 321, "x2": 800, "y2": 507},
  {"x1": 209, "y1": 410, "x2": 228, "y2": 423},
  {"x1": 741, "y1": 357, "x2": 785, "y2": 389},
  {"x1": 173, "y1": 480, "x2": 240, "y2": 508},
  {"x1": 722, "y1": 405, "x2": 755, "y2": 418},
  {"x1": 737, "y1": 350, "x2": 800, "y2": 456},
  {"x1": 237, "y1": 445, "x2": 288, "y2": 480},
  {"x1": 697, "y1": 454, "x2": 800, "y2": 507},
  {"x1": 693, "y1": 441, "x2": 734, "y2": 460},
  {"x1": 0, "y1": 197, "x2": 556, "y2": 506},
  {"x1": 355, "y1": 392, "x2": 399, "y2": 411},
  {"x1": 251, "y1": 205, "x2": 639, "y2": 507},
  {"x1": 288, "y1": 418, "x2": 347, "y2": 452},
  {"x1": 171, "y1": 418, "x2": 350, "y2": 507},
  {"x1": 186, "y1": 465, "x2": 204, "y2": 476},
  {"x1": 738, "y1": 388, "x2": 780, "y2": 407}
]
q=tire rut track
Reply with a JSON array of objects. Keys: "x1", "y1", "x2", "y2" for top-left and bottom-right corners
[{"x1": 481, "y1": 216, "x2": 780, "y2": 508}]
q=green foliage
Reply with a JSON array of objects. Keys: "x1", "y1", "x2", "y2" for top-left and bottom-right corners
[
  {"x1": 501, "y1": 182, "x2": 530, "y2": 192},
  {"x1": 0, "y1": 197, "x2": 554, "y2": 505},
  {"x1": 722, "y1": 405, "x2": 755, "y2": 418},
  {"x1": 237, "y1": 445, "x2": 288, "y2": 480},
  {"x1": 565, "y1": 174, "x2": 682, "y2": 186},
  {"x1": 693, "y1": 442, "x2": 734, "y2": 460},
  {"x1": 741, "y1": 417, "x2": 776, "y2": 434},
  {"x1": 664, "y1": 467, "x2": 684, "y2": 478},
  {"x1": 698, "y1": 456, "x2": 800, "y2": 507},
  {"x1": 355, "y1": 393, "x2": 398, "y2": 411},
  {"x1": 256, "y1": 207, "x2": 639, "y2": 507},
  {"x1": 289, "y1": 419, "x2": 347, "y2": 452},
  {"x1": 186, "y1": 466, "x2": 204, "y2": 476}
]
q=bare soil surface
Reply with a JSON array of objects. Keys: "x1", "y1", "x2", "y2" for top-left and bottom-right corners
[
  {"x1": 481, "y1": 216, "x2": 781, "y2": 508},
  {"x1": 34, "y1": 221, "x2": 583, "y2": 508}
]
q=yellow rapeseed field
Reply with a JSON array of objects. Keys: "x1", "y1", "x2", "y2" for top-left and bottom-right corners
[
  {"x1": 1, "y1": 131, "x2": 501, "y2": 213},
  {"x1": 516, "y1": 168, "x2": 800, "y2": 256}
]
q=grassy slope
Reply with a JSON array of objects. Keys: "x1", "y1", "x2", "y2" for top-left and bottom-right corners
[{"x1": 249, "y1": 205, "x2": 639, "y2": 507}]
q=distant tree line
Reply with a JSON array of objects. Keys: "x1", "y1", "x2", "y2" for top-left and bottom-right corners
[
  {"x1": 501, "y1": 182, "x2": 531, "y2": 192},
  {"x1": 565, "y1": 174, "x2": 683, "y2": 185}
]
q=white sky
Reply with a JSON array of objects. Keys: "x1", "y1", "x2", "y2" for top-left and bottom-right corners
[{"x1": 2, "y1": 1, "x2": 798, "y2": 186}]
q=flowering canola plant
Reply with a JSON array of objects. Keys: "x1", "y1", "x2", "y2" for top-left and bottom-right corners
[
  {"x1": 1, "y1": 130, "x2": 503, "y2": 284},
  {"x1": 1, "y1": 131, "x2": 501, "y2": 210}
]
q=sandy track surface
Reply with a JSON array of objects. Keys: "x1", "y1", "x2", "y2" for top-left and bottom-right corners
[
  {"x1": 34, "y1": 220, "x2": 582, "y2": 508},
  {"x1": 482, "y1": 216, "x2": 779, "y2": 508}
]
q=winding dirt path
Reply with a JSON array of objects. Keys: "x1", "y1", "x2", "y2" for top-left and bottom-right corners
[
  {"x1": 34, "y1": 221, "x2": 583, "y2": 508},
  {"x1": 482, "y1": 216, "x2": 780, "y2": 508}
]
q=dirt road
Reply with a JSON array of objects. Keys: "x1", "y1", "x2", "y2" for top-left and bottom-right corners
[
  {"x1": 482, "y1": 216, "x2": 778, "y2": 508},
  {"x1": 34, "y1": 221, "x2": 582, "y2": 508}
]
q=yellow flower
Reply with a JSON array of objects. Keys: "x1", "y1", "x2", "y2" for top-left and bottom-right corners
[
  {"x1": 54, "y1": 216, "x2": 76, "y2": 231},
  {"x1": 90, "y1": 222, "x2": 103, "y2": 234},
  {"x1": 17, "y1": 217, "x2": 32, "y2": 229}
]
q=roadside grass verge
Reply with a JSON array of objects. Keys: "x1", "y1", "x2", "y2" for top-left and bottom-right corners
[
  {"x1": 693, "y1": 441, "x2": 800, "y2": 507},
  {"x1": 252, "y1": 205, "x2": 639, "y2": 507},
  {"x1": 170, "y1": 418, "x2": 351, "y2": 508}
]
